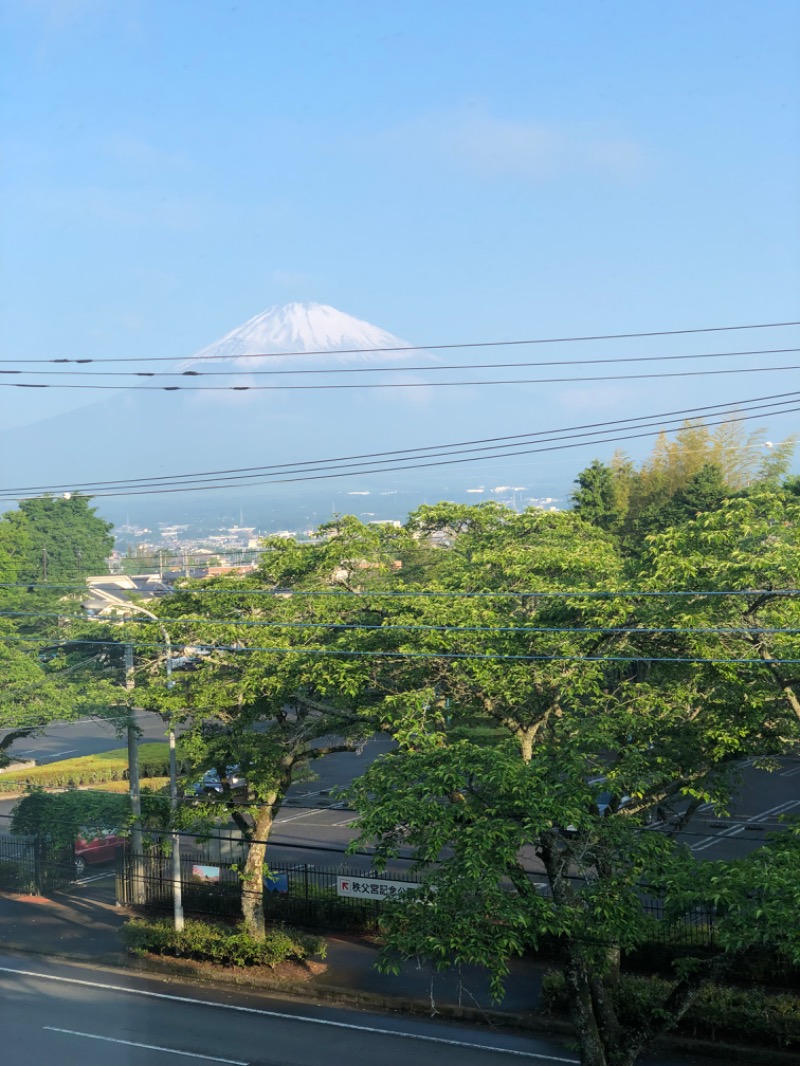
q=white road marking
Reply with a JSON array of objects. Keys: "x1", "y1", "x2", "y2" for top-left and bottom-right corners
[
  {"x1": 41, "y1": 749, "x2": 78, "y2": 760},
  {"x1": 274, "y1": 809, "x2": 320, "y2": 824},
  {"x1": 0, "y1": 965, "x2": 578, "y2": 1062},
  {"x1": 691, "y1": 798, "x2": 800, "y2": 853},
  {"x1": 779, "y1": 763, "x2": 800, "y2": 777},
  {"x1": 43, "y1": 1027, "x2": 247, "y2": 1064}
]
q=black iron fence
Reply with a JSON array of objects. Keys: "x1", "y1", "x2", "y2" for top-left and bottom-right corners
[
  {"x1": 116, "y1": 836, "x2": 423, "y2": 933},
  {"x1": 0, "y1": 832, "x2": 77, "y2": 894},
  {"x1": 0, "y1": 808, "x2": 717, "y2": 949},
  {"x1": 114, "y1": 831, "x2": 718, "y2": 946}
]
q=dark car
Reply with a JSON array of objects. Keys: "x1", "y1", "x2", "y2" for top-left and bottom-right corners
[{"x1": 190, "y1": 766, "x2": 247, "y2": 797}]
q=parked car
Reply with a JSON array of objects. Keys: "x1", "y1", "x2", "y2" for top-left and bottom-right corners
[
  {"x1": 563, "y1": 777, "x2": 662, "y2": 835},
  {"x1": 74, "y1": 830, "x2": 123, "y2": 878},
  {"x1": 190, "y1": 766, "x2": 247, "y2": 797}
]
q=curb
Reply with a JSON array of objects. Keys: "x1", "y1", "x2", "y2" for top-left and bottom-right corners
[{"x1": 0, "y1": 939, "x2": 796, "y2": 1065}]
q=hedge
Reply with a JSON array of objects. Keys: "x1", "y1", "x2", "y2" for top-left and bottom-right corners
[
  {"x1": 0, "y1": 743, "x2": 179, "y2": 794},
  {"x1": 121, "y1": 917, "x2": 327, "y2": 969},
  {"x1": 541, "y1": 970, "x2": 800, "y2": 1050}
]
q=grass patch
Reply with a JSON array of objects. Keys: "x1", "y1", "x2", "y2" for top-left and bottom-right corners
[
  {"x1": 0, "y1": 744, "x2": 182, "y2": 793},
  {"x1": 121, "y1": 917, "x2": 327, "y2": 969},
  {"x1": 86, "y1": 777, "x2": 171, "y2": 794}
]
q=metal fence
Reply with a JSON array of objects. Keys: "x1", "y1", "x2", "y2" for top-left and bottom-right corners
[
  {"x1": 116, "y1": 835, "x2": 423, "y2": 932},
  {"x1": 0, "y1": 832, "x2": 77, "y2": 895},
  {"x1": 114, "y1": 831, "x2": 717, "y2": 946}
]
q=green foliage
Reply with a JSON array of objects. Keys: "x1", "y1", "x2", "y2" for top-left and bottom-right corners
[
  {"x1": 541, "y1": 970, "x2": 800, "y2": 1049},
  {"x1": 571, "y1": 459, "x2": 627, "y2": 532},
  {"x1": 0, "y1": 497, "x2": 124, "y2": 760},
  {"x1": 0, "y1": 743, "x2": 177, "y2": 793},
  {"x1": 11, "y1": 785, "x2": 170, "y2": 845},
  {"x1": 120, "y1": 917, "x2": 327, "y2": 968},
  {"x1": 9, "y1": 494, "x2": 114, "y2": 582},
  {"x1": 573, "y1": 418, "x2": 796, "y2": 547}
]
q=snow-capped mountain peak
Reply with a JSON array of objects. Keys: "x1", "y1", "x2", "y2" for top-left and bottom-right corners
[{"x1": 184, "y1": 302, "x2": 417, "y2": 368}]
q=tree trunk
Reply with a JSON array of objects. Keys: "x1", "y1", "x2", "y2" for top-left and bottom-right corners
[
  {"x1": 564, "y1": 953, "x2": 609, "y2": 1066},
  {"x1": 240, "y1": 799, "x2": 277, "y2": 939}
]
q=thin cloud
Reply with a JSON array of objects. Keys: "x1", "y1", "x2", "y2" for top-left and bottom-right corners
[{"x1": 383, "y1": 105, "x2": 645, "y2": 182}]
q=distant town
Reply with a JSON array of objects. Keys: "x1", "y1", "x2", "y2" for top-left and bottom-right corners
[{"x1": 110, "y1": 489, "x2": 561, "y2": 576}]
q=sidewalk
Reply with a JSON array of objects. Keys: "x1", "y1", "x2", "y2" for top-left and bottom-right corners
[{"x1": 0, "y1": 882, "x2": 545, "y2": 1016}]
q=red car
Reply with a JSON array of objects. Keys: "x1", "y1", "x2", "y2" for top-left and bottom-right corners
[{"x1": 74, "y1": 830, "x2": 123, "y2": 878}]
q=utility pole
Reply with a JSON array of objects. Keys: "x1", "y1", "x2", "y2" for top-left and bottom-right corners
[
  {"x1": 42, "y1": 547, "x2": 48, "y2": 582},
  {"x1": 124, "y1": 608, "x2": 183, "y2": 930},
  {"x1": 125, "y1": 643, "x2": 146, "y2": 906},
  {"x1": 163, "y1": 649, "x2": 184, "y2": 931}
]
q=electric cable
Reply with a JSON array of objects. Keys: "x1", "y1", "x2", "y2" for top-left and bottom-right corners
[
  {"x1": 5, "y1": 318, "x2": 797, "y2": 365},
  {"x1": 3, "y1": 387, "x2": 795, "y2": 496},
  {"x1": 4, "y1": 362, "x2": 800, "y2": 391},
  {"x1": 3, "y1": 401, "x2": 798, "y2": 501},
  {"x1": 1, "y1": 344, "x2": 797, "y2": 377}
]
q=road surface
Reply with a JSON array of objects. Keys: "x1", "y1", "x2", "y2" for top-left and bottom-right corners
[
  {"x1": 0, "y1": 951, "x2": 728, "y2": 1066},
  {"x1": 0, "y1": 951, "x2": 576, "y2": 1066},
  {"x1": 0, "y1": 710, "x2": 168, "y2": 764}
]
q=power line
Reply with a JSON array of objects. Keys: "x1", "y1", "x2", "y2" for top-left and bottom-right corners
[
  {"x1": 4, "y1": 634, "x2": 800, "y2": 664},
  {"x1": 3, "y1": 345, "x2": 798, "y2": 377},
  {"x1": 3, "y1": 610, "x2": 800, "y2": 636},
  {"x1": 6, "y1": 318, "x2": 798, "y2": 365},
  {"x1": 4, "y1": 362, "x2": 800, "y2": 391},
  {"x1": 3, "y1": 401, "x2": 797, "y2": 502},
  {"x1": 3, "y1": 388, "x2": 795, "y2": 496},
  {"x1": 3, "y1": 583, "x2": 799, "y2": 599}
]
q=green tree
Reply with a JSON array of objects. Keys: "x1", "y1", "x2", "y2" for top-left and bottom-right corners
[
  {"x1": 128, "y1": 518, "x2": 400, "y2": 936},
  {"x1": 571, "y1": 459, "x2": 626, "y2": 532},
  {"x1": 335, "y1": 495, "x2": 800, "y2": 1066},
  {"x1": 9, "y1": 494, "x2": 114, "y2": 582},
  {"x1": 574, "y1": 418, "x2": 795, "y2": 545},
  {"x1": 0, "y1": 501, "x2": 125, "y2": 766}
]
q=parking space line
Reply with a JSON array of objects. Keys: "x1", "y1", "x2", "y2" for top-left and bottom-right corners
[
  {"x1": 274, "y1": 809, "x2": 320, "y2": 824},
  {"x1": 691, "y1": 798, "x2": 800, "y2": 853}
]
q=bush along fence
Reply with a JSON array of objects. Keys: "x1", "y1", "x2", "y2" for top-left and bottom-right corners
[{"x1": 542, "y1": 970, "x2": 800, "y2": 1052}]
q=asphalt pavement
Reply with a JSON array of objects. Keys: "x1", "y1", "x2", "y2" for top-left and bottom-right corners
[
  {"x1": 0, "y1": 709, "x2": 169, "y2": 765},
  {"x1": 0, "y1": 951, "x2": 572, "y2": 1066},
  {"x1": 0, "y1": 948, "x2": 732, "y2": 1066}
]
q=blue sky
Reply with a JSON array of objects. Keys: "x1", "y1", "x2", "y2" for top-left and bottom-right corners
[{"x1": 1, "y1": 0, "x2": 799, "y2": 484}]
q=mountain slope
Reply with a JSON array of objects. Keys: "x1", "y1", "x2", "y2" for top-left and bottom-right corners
[{"x1": 183, "y1": 302, "x2": 419, "y2": 368}]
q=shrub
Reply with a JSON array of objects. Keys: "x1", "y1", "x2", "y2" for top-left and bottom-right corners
[
  {"x1": 121, "y1": 917, "x2": 327, "y2": 969},
  {"x1": 540, "y1": 970, "x2": 800, "y2": 1049}
]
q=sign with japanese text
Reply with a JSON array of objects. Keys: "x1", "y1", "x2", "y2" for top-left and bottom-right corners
[{"x1": 336, "y1": 875, "x2": 419, "y2": 900}]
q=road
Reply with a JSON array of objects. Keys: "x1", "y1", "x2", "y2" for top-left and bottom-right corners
[
  {"x1": 0, "y1": 710, "x2": 168, "y2": 765},
  {"x1": 0, "y1": 951, "x2": 725, "y2": 1066},
  {"x1": 0, "y1": 951, "x2": 574, "y2": 1066},
  {"x1": 265, "y1": 753, "x2": 800, "y2": 869}
]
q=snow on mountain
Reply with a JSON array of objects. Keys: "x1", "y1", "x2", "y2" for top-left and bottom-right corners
[{"x1": 183, "y1": 302, "x2": 424, "y2": 369}]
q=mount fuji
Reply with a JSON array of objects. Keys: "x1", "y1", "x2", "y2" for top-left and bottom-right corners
[
  {"x1": 1, "y1": 302, "x2": 549, "y2": 523},
  {"x1": 183, "y1": 302, "x2": 422, "y2": 368}
]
